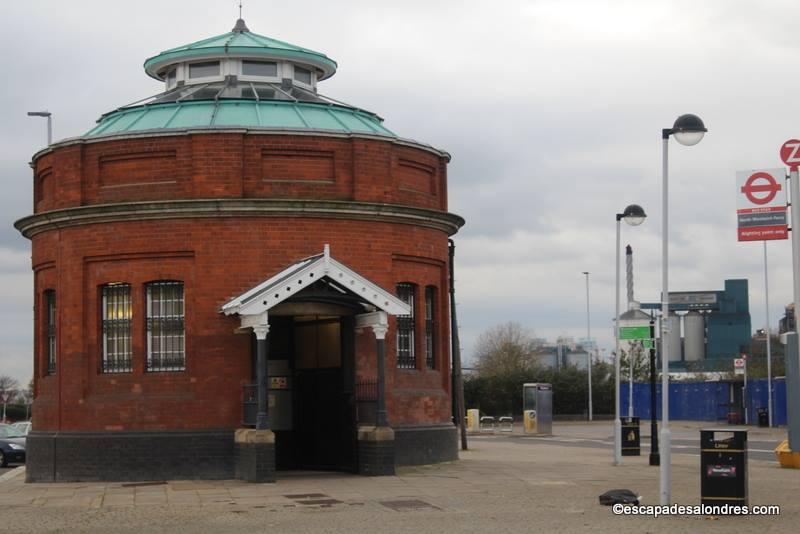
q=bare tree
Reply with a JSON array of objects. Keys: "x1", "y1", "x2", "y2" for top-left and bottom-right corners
[
  {"x1": 16, "y1": 379, "x2": 33, "y2": 420},
  {"x1": 474, "y1": 322, "x2": 541, "y2": 376},
  {"x1": 0, "y1": 375, "x2": 17, "y2": 391},
  {"x1": 0, "y1": 375, "x2": 19, "y2": 422},
  {"x1": 619, "y1": 342, "x2": 650, "y2": 382}
]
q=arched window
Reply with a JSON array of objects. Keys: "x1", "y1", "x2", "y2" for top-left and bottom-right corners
[
  {"x1": 396, "y1": 283, "x2": 416, "y2": 369},
  {"x1": 146, "y1": 281, "x2": 185, "y2": 372},
  {"x1": 44, "y1": 290, "x2": 56, "y2": 375},
  {"x1": 101, "y1": 283, "x2": 132, "y2": 373},
  {"x1": 425, "y1": 286, "x2": 436, "y2": 369}
]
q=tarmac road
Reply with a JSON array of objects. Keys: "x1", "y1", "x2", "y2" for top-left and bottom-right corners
[{"x1": 470, "y1": 433, "x2": 781, "y2": 462}]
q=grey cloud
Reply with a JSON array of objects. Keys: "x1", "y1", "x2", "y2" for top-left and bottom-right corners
[{"x1": 3, "y1": 1, "x2": 800, "y2": 383}]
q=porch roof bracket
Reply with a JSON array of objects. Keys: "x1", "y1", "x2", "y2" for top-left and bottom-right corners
[
  {"x1": 240, "y1": 311, "x2": 269, "y2": 338},
  {"x1": 355, "y1": 311, "x2": 389, "y2": 339},
  {"x1": 220, "y1": 244, "x2": 410, "y2": 318}
]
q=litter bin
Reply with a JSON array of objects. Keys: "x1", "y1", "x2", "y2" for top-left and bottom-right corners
[
  {"x1": 757, "y1": 408, "x2": 768, "y2": 428},
  {"x1": 621, "y1": 416, "x2": 640, "y2": 456},
  {"x1": 700, "y1": 428, "x2": 747, "y2": 507}
]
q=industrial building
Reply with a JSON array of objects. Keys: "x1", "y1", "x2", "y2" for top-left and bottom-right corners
[
  {"x1": 640, "y1": 279, "x2": 752, "y2": 371},
  {"x1": 534, "y1": 338, "x2": 591, "y2": 371},
  {"x1": 15, "y1": 18, "x2": 464, "y2": 482}
]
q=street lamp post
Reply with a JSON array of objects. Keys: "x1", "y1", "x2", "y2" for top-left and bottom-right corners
[
  {"x1": 27, "y1": 110, "x2": 52, "y2": 145},
  {"x1": 583, "y1": 271, "x2": 593, "y2": 422},
  {"x1": 614, "y1": 204, "x2": 646, "y2": 466},
  {"x1": 660, "y1": 113, "x2": 707, "y2": 505},
  {"x1": 648, "y1": 313, "x2": 660, "y2": 466}
]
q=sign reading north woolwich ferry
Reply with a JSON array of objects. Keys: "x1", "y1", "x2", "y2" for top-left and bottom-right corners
[{"x1": 735, "y1": 169, "x2": 788, "y2": 241}]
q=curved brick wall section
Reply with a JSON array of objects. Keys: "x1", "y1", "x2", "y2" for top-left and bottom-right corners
[
  {"x1": 31, "y1": 216, "x2": 452, "y2": 431},
  {"x1": 31, "y1": 133, "x2": 449, "y2": 214},
  {"x1": 23, "y1": 130, "x2": 461, "y2": 479}
]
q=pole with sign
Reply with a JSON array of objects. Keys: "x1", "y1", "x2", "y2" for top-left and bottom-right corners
[
  {"x1": 744, "y1": 356, "x2": 748, "y2": 425},
  {"x1": 736, "y1": 167, "x2": 787, "y2": 428},
  {"x1": 733, "y1": 356, "x2": 747, "y2": 423},
  {"x1": 764, "y1": 242, "x2": 773, "y2": 427},
  {"x1": 619, "y1": 326, "x2": 652, "y2": 417},
  {"x1": 781, "y1": 141, "x2": 800, "y2": 443}
]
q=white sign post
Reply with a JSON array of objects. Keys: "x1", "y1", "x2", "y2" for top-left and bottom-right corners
[
  {"x1": 736, "y1": 168, "x2": 786, "y2": 428},
  {"x1": 736, "y1": 169, "x2": 788, "y2": 241}
]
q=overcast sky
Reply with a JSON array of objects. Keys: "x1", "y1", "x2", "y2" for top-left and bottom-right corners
[{"x1": 2, "y1": 0, "x2": 799, "y2": 384}]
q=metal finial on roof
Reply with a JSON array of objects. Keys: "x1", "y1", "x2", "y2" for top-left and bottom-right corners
[
  {"x1": 232, "y1": 1, "x2": 249, "y2": 32},
  {"x1": 232, "y1": 18, "x2": 250, "y2": 32}
]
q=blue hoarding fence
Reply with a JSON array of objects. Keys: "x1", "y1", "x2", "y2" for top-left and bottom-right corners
[{"x1": 620, "y1": 378, "x2": 787, "y2": 425}]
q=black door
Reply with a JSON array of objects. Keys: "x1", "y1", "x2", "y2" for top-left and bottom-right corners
[{"x1": 292, "y1": 316, "x2": 356, "y2": 471}]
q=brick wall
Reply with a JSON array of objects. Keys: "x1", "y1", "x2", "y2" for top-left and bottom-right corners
[
  {"x1": 32, "y1": 133, "x2": 448, "y2": 213},
  {"x1": 26, "y1": 132, "x2": 456, "y2": 434}
]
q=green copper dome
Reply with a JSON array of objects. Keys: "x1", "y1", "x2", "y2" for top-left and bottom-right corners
[
  {"x1": 86, "y1": 100, "x2": 396, "y2": 138},
  {"x1": 144, "y1": 19, "x2": 337, "y2": 81},
  {"x1": 86, "y1": 20, "x2": 404, "y2": 141}
]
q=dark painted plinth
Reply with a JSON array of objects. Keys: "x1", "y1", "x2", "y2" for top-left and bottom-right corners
[
  {"x1": 234, "y1": 429, "x2": 276, "y2": 483},
  {"x1": 25, "y1": 429, "x2": 234, "y2": 482},
  {"x1": 357, "y1": 426, "x2": 395, "y2": 476},
  {"x1": 394, "y1": 424, "x2": 458, "y2": 466}
]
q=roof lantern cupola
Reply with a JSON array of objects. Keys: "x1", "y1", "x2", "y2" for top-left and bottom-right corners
[
  {"x1": 143, "y1": 18, "x2": 338, "y2": 91},
  {"x1": 86, "y1": 19, "x2": 406, "y2": 139}
]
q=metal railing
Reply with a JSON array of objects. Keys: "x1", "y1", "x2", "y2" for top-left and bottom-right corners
[
  {"x1": 355, "y1": 378, "x2": 377, "y2": 425},
  {"x1": 242, "y1": 383, "x2": 257, "y2": 427}
]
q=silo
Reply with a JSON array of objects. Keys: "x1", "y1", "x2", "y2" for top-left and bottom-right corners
[
  {"x1": 537, "y1": 352, "x2": 559, "y2": 369},
  {"x1": 566, "y1": 352, "x2": 589, "y2": 370},
  {"x1": 684, "y1": 311, "x2": 705, "y2": 362},
  {"x1": 667, "y1": 312, "x2": 682, "y2": 362}
]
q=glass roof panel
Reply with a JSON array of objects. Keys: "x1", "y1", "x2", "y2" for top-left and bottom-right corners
[
  {"x1": 257, "y1": 103, "x2": 306, "y2": 128},
  {"x1": 331, "y1": 112, "x2": 377, "y2": 133},
  {"x1": 167, "y1": 103, "x2": 215, "y2": 128},
  {"x1": 103, "y1": 110, "x2": 145, "y2": 132},
  {"x1": 181, "y1": 85, "x2": 225, "y2": 101},
  {"x1": 213, "y1": 102, "x2": 260, "y2": 127},
  {"x1": 297, "y1": 107, "x2": 344, "y2": 130},
  {"x1": 132, "y1": 106, "x2": 179, "y2": 130}
]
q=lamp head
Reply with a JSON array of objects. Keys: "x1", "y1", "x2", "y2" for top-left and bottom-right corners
[
  {"x1": 622, "y1": 204, "x2": 646, "y2": 226},
  {"x1": 27, "y1": 111, "x2": 51, "y2": 117},
  {"x1": 671, "y1": 113, "x2": 706, "y2": 146}
]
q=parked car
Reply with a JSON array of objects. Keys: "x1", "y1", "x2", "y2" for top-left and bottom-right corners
[
  {"x1": 10, "y1": 421, "x2": 31, "y2": 436},
  {"x1": 0, "y1": 424, "x2": 26, "y2": 467}
]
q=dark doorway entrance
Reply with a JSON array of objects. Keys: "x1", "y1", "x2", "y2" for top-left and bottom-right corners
[{"x1": 260, "y1": 315, "x2": 356, "y2": 472}]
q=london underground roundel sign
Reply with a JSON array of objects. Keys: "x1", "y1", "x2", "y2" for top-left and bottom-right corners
[{"x1": 740, "y1": 172, "x2": 781, "y2": 205}]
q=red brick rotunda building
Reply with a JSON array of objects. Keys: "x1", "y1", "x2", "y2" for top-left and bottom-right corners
[{"x1": 16, "y1": 18, "x2": 464, "y2": 482}]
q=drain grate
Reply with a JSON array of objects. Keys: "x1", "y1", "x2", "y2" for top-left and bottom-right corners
[
  {"x1": 120, "y1": 481, "x2": 167, "y2": 488},
  {"x1": 298, "y1": 499, "x2": 341, "y2": 506},
  {"x1": 284, "y1": 493, "x2": 342, "y2": 507},
  {"x1": 380, "y1": 499, "x2": 440, "y2": 512}
]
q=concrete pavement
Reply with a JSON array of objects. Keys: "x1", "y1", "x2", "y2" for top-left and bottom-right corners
[{"x1": 0, "y1": 421, "x2": 795, "y2": 533}]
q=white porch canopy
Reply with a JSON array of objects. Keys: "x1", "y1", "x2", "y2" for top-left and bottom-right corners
[
  {"x1": 221, "y1": 244, "x2": 409, "y2": 334},
  {"x1": 223, "y1": 244, "x2": 404, "y2": 432}
]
